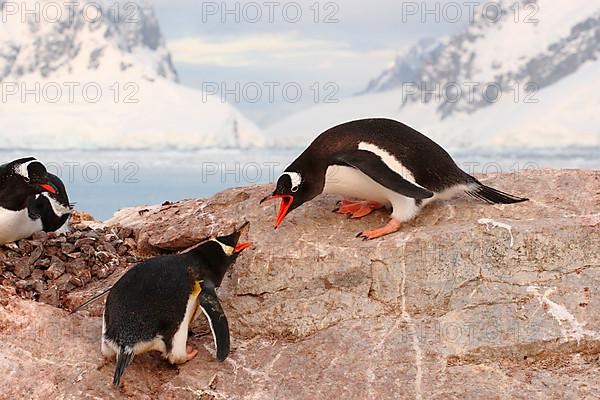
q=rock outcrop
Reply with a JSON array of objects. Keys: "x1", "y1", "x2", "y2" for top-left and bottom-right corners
[{"x1": 1, "y1": 169, "x2": 599, "y2": 399}]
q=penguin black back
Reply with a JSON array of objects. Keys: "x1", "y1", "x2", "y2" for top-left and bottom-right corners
[
  {"x1": 102, "y1": 223, "x2": 252, "y2": 386},
  {"x1": 290, "y1": 118, "x2": 474, "y2": 192}
]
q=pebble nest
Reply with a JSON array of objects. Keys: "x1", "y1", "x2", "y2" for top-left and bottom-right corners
[{"x1": 0, "y1": 217, "x2": 141, "y2": 308}]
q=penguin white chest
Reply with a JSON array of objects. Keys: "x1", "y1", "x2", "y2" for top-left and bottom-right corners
[
  {"x1": 323, "y1": 165, "x2": 393, "y2": 205},
  {"x1": 0, "y1": 208, "x2": 42, "y2": 244}
]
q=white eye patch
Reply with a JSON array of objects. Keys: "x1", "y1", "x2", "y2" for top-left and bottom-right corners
[
  {"x1": 211, "y1": 239, "x2": 234, "y2": 256},
  {"x1": 15, "y1": 160, "x2": 37, "y2": 181},
  {"x1": 284, "y1": 172, "x2": 302, "y2": 191}
]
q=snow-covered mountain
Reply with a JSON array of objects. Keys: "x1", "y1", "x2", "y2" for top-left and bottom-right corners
[
  {"x1": 0, "y1": 0, "x2": 264, "y2": 149},
  {"x1": 267, "y1": 0, "x2": 600, "y2": 149},
  {"x1": 360, "y1": 37, "x2": 445, "y2": 95}
]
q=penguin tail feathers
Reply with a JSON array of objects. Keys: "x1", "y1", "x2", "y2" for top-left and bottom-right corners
[
  {"x1": 113, "y1": 347, "x2": 134, "y2": 387},
  {"x1": 467, "y1": 184, "x2": 528, "y2": 204}
]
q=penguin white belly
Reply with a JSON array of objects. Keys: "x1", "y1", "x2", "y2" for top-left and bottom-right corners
[
  {"x1": 168, "y1": 291, "x2": 201, "y2": 364},
  {"x1": 323, "y1": 165, "x2": 421, "y2": 223},
  {"x1": 0, "y1": 208, "x2": 42, "y2": 244},
  {"x1": 324, "y1": 165, "x2": 393, "y2": 204}
]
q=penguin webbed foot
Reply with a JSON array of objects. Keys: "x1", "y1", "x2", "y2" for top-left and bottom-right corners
[
  {"x1": 356, "y1": 219, "x2": 402, "y2": 240},
  {"x1": 186, "y1": 345, "x2": 199, "y2": 361},
  {"x1": 334, "y1": 199, "x2": 385, "y2": 219}
]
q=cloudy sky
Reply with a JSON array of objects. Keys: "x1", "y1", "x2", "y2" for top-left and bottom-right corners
[{"x1": 151, "y1": 0, "x2": 470, "y2": 126}]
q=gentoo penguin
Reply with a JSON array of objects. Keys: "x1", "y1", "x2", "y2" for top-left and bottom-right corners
[
  {"x1": 261, "y1": 118, "x2": 528, "y2": 240},
  {"x1": 0, "y1": 157, "x2": 71, "y2": 244},
  {"x1": 102, "y1": 223, "x2": 252, "y2": 386},
  {"x1": 27, "y1": 172, "x2": 73, "y2": 234}
]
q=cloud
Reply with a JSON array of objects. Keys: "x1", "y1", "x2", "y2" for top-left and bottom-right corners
[{"x1": 168, "y1": 33, "x2": 395, "y2": 67}]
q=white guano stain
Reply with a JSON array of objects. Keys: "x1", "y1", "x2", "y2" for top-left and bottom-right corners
[{"x1": 527, "y1": 286, "x2": 599, "y2": 342}]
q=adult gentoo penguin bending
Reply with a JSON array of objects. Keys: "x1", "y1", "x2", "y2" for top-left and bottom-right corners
[
  {"x1": 261, "y1": 118, "x2": 528, "y2": 240},
  {"x1": 0, "y1": 157, "x2": 72, "y2": 244},
  {"x1": 102, "y1": 223, "x2": 252, "y2": 387}
]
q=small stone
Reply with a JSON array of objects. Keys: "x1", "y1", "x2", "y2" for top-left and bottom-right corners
[
  {"x1": 66, "y1": 259, "x2": 87, "y2": 276},
  {"x1": 61, "y1": 243, "x2": 76, "y2": 254},
  {"x1": 39, "y1": 286, "x2": 60, "y2": 306},
  {"x1": 96, "y1": 251, "x2": 113, "y2": 264},
  {"x1": 117, "y1": 245, "x2": 128, "y2": 256},
  {"x1": 118, "y1": 227, "x2": 133, "y2": 240},
  {"x1": 74, "y1": 238, "x2": 96, "y2": 248},
  {"x1": 31, "y1": 231, "x2": 49, "y2": 241},
  {"x1": 27, "y1": 246, "x2": 44, "y2": 265},
  {"x1": 34, "y1": 258, "x2": 51, "y2": 269},
  {"x1": 103, "y1": 241, "x2": 117, "y2": 254},
  {"x1": 47, "y1": 236, "x2": 67, "y2": 245},
  {"x1": 80, "y1": 244, "x2": 95, "y2": 256},
  {"x1": 32, "y1": 280, "x2": 45, "y2": 293},
  {"x1": 104, "y1": 233, "x2": 119, "y2": 242},
  {"x1": 15, "y1": 279, "x2": 32, "y2": 290},
  {"x1": 14, "y1": 260, "x2": 32, "y2": 279},
  {"x1": 45, "y1": 246, "x2": 62, "y2": 257},
  {"x1": 54, "y1": 273, "x2": 72, "y2": 291},
  {"x1": 45, "y1": 259, "x2": 65, "y2": 280},
  {"x1": 31, "y1": 269, "x2": 44, "y2": 281},
  {"x1": 92, "y1": 262, "x2": 112, "y2": 279}
]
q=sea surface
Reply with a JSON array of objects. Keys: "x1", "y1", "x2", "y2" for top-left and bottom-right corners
[{"x1": 2, "y1": 147, "x2": 598, "y2": 220}]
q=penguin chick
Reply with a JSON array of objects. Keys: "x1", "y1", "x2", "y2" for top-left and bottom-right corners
[
  {"x1": 102, "y1": 222, "x2": 252, "y2": 387},
  {"x1": 261, "y1": 118, "x2": 528, "y2": 240}
]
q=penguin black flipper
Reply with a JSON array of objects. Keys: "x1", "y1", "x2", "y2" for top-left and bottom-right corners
[
  {"x1": 333, "y1": 150, "x2": 434, "y2": 200},
  {"x1": 199, "y1": 281, "x2": 230, "y2": 361}
]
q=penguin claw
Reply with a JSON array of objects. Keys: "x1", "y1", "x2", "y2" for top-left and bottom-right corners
[{"x1": 356, "y1": 233, "x2": 369, "y2": 241}]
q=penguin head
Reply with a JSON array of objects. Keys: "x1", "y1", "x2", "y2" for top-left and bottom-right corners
[
  {"x1": 214, "y1": 221, "x2": 253, "y2": 257},
  {"x1": 9, "y1": 157, "x2": 58, "y2": 195},
  {"x1": 43, "y1": 173, "x2": 73, "y2": 214},
  {"x1": 193, "y1": 222, "x2": 251, "y2": 286},
  {"x1": 260, "y1": 171, "x2": 314, "y2": 228}
]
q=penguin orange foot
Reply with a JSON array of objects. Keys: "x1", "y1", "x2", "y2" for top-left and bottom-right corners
[
  {"x1": 101, "y1": 222, "x2": 252, "y2": 387},
  {"x1": 357, "y1": 219, "x2": 402, "y2": 240},
  {"x1": 335, "y1": 199, "x2": 385, "y2": 219},
  {"x1": 185, "y1": 345, "x2": 198, "y2": 362}
]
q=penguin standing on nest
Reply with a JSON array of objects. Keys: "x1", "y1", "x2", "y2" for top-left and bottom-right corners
[
  {"x1": 262, "y1": 118, "x2": 528, "y2": 240},
  {"x1": 102, "y1": 223, "x2": 252, "y2": 386}
]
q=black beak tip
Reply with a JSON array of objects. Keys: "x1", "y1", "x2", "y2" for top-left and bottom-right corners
[{"x1": 238, "y1": 221, "x2": 250, "y2": 230}]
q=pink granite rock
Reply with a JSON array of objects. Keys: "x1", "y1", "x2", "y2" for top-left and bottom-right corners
[{"x1": 1, "y1": 169, "x2": 598, "y2": 399}]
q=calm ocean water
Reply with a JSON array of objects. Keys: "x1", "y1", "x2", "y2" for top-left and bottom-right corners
[{"x1": 2, "y1": 147, "x2": 598, "y2": 220}]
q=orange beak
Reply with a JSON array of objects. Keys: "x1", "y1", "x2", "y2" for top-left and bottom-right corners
[
  {"x1": 234, "y1": 242, "x2": 252, "y2": 253},
  {"x1": 38, "y1": 183, "x2": 57, "y2": 194},
  {"x1": 260, "y1": 194, "x2": 294, "y2": 228}
]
